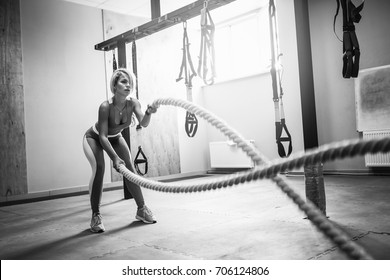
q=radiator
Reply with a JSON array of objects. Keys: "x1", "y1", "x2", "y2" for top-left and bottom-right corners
[
  {"x1": 363, "y1": 130, "x2": 390, "y2": 167},
  {"x1": 209, "y1": 141, "x2": 255, "y2": 169}
]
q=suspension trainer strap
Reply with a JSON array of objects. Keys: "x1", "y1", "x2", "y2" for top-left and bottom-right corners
[
  {"x1": 134, "y1": 125, "x2": 148, "y2": 176},
  {"x1": 197, "y1": 0, "x2": 216, "y2": 85},
  {"x1": 176, "y1": 22, "x2": 197, "y2": 89},
  {"x1": 177, "y1": 21, "x2": 199, "y2": 138},
  {"x1": 132, "y1": 41, "x2": 139, "y2": 99},
  {"x1": 113, "y1": 51, "x2": 118, "y2": 71},
  {"x1": 269, "y1": 0, "x2": 292, "y2": 158},
  {"x1": 131, "y1": 41, "x2": 148, "y2": 175},
  {"x1": 134, "y1": 146, "x2": 148, "y2": 176},
  {"x1": 334, "y1": 0, "x2": 364, "y2": 78}
]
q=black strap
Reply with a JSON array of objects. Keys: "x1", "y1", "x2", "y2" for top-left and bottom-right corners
[
  {"x1": 197, "y1": 1, "x2": 216, "y2": 85},
  {"x1": 134, "y1": 146, "x2": 148, "y2": 176},
  {"x1": 113, "y1": 51, "x2": 117, "y2": 71},
  {"x1": 269, "y1": 0, "x2": 278, "y2": 102},
  {"x1": 269, "y1": 0, "x2": 292, "y2": 158},
  {"x1": 132, "y1": 41, "x2": 139, "y2": 99},
  {"x1": 131, "y1": 41, "x2": 148, "y2": 174},
  {"x1": 333, "y1": 0, "x2": 342, "y2": 42},
  {"x1": 334, "y1": 0, "x2": 364, "y2": 78}
]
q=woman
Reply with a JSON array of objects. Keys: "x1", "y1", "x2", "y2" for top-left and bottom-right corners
[{"x1": 83, "y1": 68, "x2": 157, "y2": 233}]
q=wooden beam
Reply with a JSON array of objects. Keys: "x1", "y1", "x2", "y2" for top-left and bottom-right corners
[
  {"x1": 95, "y1": 0, "x2": 236, "y2": 52},
  {"x1": 0, "y1": 0, "x2": 28, "y2": 197}
]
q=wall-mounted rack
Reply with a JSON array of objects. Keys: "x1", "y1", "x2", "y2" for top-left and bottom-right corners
[{"x1": 94, "y1": 0, "x2": 236, "y2": 52}]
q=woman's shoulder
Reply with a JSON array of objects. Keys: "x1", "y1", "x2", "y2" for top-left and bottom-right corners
[
  {"x1": 99, "y1": 100, "x2": 111, "y2": 112},
  {"x1": 128, "y1": 97, "x2": 141, "y2": 107}
]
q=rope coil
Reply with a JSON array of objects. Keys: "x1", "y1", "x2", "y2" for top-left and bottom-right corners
[{"x1": 118, "y1": 97, "x2": 389, "y2": 260}]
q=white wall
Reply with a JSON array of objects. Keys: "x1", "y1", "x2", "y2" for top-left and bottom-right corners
[
  {"x1": 21, "y1": 0, "x2": 108, "y2": 192},
  {"x1": 308, "y1": 0, "x2": 390, "y2": 172},
  {"x1": 198, "y1": 0, "x2": 304, "y2": 165}
]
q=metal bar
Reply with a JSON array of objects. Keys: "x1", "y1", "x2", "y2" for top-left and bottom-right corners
[
  {"x1": 294, "y1": 0, "x2": 325, "y2": 214},
  {"x1": 95, "y1": 0, "x2": 236, "y2": 52},
  {"x1": 117, "y1": 40, "x2": 127, "y2": 68},
  {"x1": 151, "y1": 0, "x2": 161, "y2": 19},
  {"x1": 117, "y1": 40, "x2": 134, "y2": 200},
  {"x1": 294, "y1": 0, "x2": 318, "y2": 150}
]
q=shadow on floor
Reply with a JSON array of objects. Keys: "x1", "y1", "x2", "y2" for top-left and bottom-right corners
[{"x1": 5, "y1": 229, "x2": 92, "y2": 260}]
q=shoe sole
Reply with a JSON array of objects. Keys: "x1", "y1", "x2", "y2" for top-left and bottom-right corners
[
  {"x1": 136, "y1": 215, "x2": 156, "y2": 224},
  {"x1": 90, "y1": 227, "x2": 105, "y2": 233}
]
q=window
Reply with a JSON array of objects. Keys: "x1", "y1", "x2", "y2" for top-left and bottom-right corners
[{"x1": 213, "y1": 8, "x2": 271, "y2": 82}]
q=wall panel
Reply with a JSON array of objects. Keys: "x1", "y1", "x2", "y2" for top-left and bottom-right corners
[{"x1": 103, "y1": 11, "x2": 182, "y2": 179}]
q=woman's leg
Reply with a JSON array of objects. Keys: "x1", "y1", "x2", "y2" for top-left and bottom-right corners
[
  {"x1": 110, "y1": 136, "x2": 145, "y2": 209},
  {"x1": 82, "y1": 135, "x2": 105, "y2": 214},
  {"x1": 111, "y1": 136, "x2": 156, "y2": 223}
]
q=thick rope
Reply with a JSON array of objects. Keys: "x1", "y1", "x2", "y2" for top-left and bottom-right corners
[
  {"x1": 120, "y1": 137, "x2": 390, "y2": 193},
  {"x1": 152, "y1": 98, "x2": 270, "y2": 165},
  {"x1": 118, "y1": 97, "x2": 385, "y2": 259}
]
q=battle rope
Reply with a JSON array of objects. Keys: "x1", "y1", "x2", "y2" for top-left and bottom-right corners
[
  {"x1": 117, "y1": 97, "x2": 386, "y2": 259},
  {"x1": 119, "y1": 136, "x2": 389, "y2": 260},
  {"x1": 176, "y1": 21, "x2": 199, "y2": 137},
  {"x1": 197, "y1": 0, "x2": 216, "y2": 85},
  {"x1": 269, "y1": 0, "x2": 292, "y2": 158},
  {"x1": 333, "y1": 0, "x2": 365, "y2": 78},
  {"x1": 119, "y1": 135, "x2": 390, "y2": 194}
]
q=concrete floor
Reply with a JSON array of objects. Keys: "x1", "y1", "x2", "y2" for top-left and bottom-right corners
[{"x1": 1, "y1": 174, "x2": 390, "y2": 260}]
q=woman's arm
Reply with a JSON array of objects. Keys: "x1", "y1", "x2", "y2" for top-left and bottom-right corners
[
  {"x1": 97, "y1": 102, "x2": 124, "y2": 169},
  {"x1": 132, "y1": 99, "x2": 157, "y2": 128}
]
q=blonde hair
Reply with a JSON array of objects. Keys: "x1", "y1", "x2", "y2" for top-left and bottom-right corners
[{"x1": 110, "y1": 68, "x2": 137, "y2": 95}]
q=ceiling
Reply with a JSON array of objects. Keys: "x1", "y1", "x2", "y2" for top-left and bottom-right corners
[{"x1": 62, "y1": 0, "x2": 197, "y2": 18}]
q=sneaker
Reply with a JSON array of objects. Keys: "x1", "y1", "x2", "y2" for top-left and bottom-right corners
[
  {"x1": 136, "y1": 205, "x2": 157, "y2": 224},
  {"x1": 90, "y1": 213, "x2": 105, "y2": 233}
]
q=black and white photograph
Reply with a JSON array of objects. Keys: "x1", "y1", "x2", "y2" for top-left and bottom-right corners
[{"x1": 1, "y1": 0, "x2": 389, "y2": 279}]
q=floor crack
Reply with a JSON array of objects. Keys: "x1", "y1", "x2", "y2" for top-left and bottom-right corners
[
  {"x1": 309, "y1": 231, "x2": 375, "y2": 260},
  {"x1": 367, "y1": 230, "x2": 390, "y2": 236}
]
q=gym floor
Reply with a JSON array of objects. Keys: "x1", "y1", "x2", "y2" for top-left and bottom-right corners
[{"x1": 1, "y1": 174, "x2": 390, "y2": 260}]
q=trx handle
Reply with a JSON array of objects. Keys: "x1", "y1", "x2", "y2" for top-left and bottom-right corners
[
  {"x1": 334, "y1": 0, "x2": 364, "y2": 78},
  {"x1": 185, "y1": 111, "x2": 198, "y2": 138},
  {"x1": 134, "y1": 146, "x2": 148, "y2": 176},
  {"x1": 197, "y1": 0, "x2": 216, "y2": 85},
  {"x1": 276, "y1": 119, "x2": 293, "y2": 158}
]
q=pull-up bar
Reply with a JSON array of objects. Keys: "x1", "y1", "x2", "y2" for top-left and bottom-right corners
[{"x1": 94, "y1": 0, "x2": 236, "y2": 52}]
